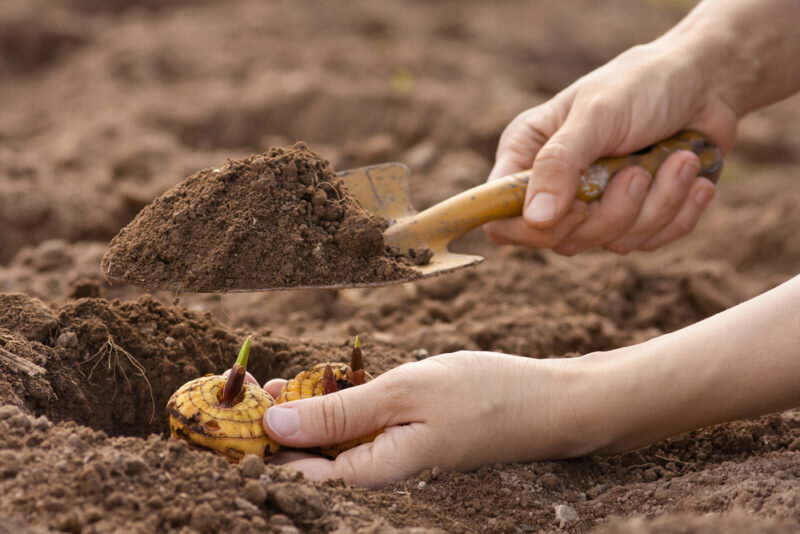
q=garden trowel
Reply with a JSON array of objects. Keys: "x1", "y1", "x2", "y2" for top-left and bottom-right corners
[{"x1": 335, "y1": 130, "x2": 722, "y2": 281}]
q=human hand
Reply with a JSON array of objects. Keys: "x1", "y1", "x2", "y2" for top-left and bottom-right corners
[
  {"x1": 259, "y1": 352, "x2": 587, "y2": 488},
  {"x1": 484, "y1": 38, "x2": 739, "y2": 255}
]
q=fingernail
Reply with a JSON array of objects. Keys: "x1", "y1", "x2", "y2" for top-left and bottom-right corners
[
  {"x1": 693, "y1": 188, "x2": 713, "y2": 207},
  {"x1": 558, "y1": 243, "x2": 581, "y2": 256},
  {"x1": 266, "y1": 406, "x2": 299, "y2": 438},
  {"x1": 679, "y1": 160, "x2": 700, "y2": 183},
  {"x1": 524, "y1": 192, "x2": 558, "y2": 223},
  {"x1": 627, "y1": 171, "x2": 651, "y2": 199}
]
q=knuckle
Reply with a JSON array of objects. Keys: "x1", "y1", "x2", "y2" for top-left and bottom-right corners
[
  {"x1": 583, "y1": 93, "x2": 616, "y2": 118},
  {"x1": 319, "y1": 394, "x2": 348, "y2": 442},
  {"x1": 497, "y1": 109, "x2": 538, "y2": 153},
  {"x1": 535, "y1": 141, "x2": 572, "y2": 177}
]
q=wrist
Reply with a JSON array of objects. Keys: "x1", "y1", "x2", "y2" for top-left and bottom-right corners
[
  {"x1": 658, "y1": 0, "x2": 800, "y2": 118},
  {"x1": 664, "y1": 25, "x2": 756, "y2": 119},
  {"x1": 517, "y1": 355, "x2": 624, "y2": 460},
  {"x1": 549, "y1": 338, "x2": 682, "y2": 458}
]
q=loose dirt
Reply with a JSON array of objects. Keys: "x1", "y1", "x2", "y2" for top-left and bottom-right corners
[
  {"x1": 102, "y1": 143, "x2": 419, "y2": 292},
  {"x1": 1, "y1": 0, "x2": 799, "y2": 532}
]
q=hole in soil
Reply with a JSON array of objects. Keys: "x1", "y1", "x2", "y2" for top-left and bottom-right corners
[{"x1": 0, "y1": 293, "x2": 331, "y2": 439}]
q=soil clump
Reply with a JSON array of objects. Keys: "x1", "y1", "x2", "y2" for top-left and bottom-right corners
[{"x1": 102, "y1": 143, "x2": 419, "y2": 292}]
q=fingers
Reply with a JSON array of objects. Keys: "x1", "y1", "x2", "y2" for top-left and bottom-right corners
[
  {"x1": 551, "y1": 166, "x2": 652, "y2": 255},
  {"x1": 605, "y1": 151, "x2": 702, "y2": 254},
  {"x1": 638, "y1": 177, "x2": 715, "y2": 251},
  {"x1": 487, "y1": 106, "x2": 557, "y2": 183},
  {"x1": 523, "y1": 114, "x2": 611, "y2": 229},
  {"x1": 263, "y1": 378, "x2": 286, "y2": 399},
  {"x1": 483, "y1": 199, "x2": 589, "y2": 248},
  {"x1": 278, "y1": 424, "x2": 432, "y2": 489},
  {"x1": 486, "y1": 150, "x2": 713, "y2": 255},
  {"x1": 263, "y1": 372, "x2": 409, "y2": 448}
]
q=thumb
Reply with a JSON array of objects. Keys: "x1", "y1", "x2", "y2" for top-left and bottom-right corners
[
  {"x1": 524, "y1": 117, "x2": 606, "y2": 229},
  {"x1": 263, "y1": 379, "x2": 391, "y2": 448}
]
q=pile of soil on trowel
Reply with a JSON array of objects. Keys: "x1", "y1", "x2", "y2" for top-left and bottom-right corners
[{"x1": 101, "y1": 143, "x2": 419, "y2": 292}]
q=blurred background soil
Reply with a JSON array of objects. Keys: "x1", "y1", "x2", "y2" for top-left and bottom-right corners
[{"x1": 0, "y1": 0, "x2": 798, "y2": 532}]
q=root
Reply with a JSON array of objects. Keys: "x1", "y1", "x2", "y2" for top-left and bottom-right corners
[{"x1": 83, "y1": 335, "x2": 156, "y2": 423}]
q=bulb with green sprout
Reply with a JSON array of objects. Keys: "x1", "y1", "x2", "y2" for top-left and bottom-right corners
[
  {"x1": 166, "y1": 336, "x2": 280, "y2": 462},
  {"x1": 276, "y1": 335, "x2": 381, "y2": 458}
]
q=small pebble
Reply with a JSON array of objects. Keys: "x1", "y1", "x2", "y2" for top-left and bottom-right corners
[
  {"x1": 124, "y1": 457, "x2": 148, "y2": 475},
  {"x1": 9, "y1": 414, "x2": 32, "y2": 432},
  {"x1": 431, "y1": 466, "x2": 442, "y2": 480},
  {"x1": 275, "y1": 465, "x2": 303, "y2": 482},
  {"x1": 620, "y1": 451, "x2": 646, "y2": 467},
  {"x1": 643, "y1": 468, "x2": 659, "y2": 482},
  {"x1": 311, "y1": 190, "x2": 328, "y2": 206},
  {"x1": 0, "y1": 405, "x2": 21, "y2": 421},
  {"x1": 56, "y1": 331, "x2": 78, "y2": 348},
  {"x1": 554, "y1": 504, "x2": 578, "y2": 528},
  {"x1": 586, "y1": 484, "x2": 606, "y2": 499},
  {"x1": 417, "y1": 481, "x2": 427, "y2": 490},
  {"x1": 412, "y1": 348, "x2": 429, "y2": 360},
  {"x1": 34, "y1": 415, "x2": 52, "y2": 431},
  {"x1": 242, "y1": 479, "x2": 267, "y2": 505},
  {"x1": 234, "y1": 497, "x2": 259, "y2": 514},
  {"x1": 0, "y1": 450, "x2": 22, "y2": 478},
  {"x1": 268, "y1": 514, "x2": 294, "y2": 527},
  {"x1": 189, "y1": 503, "x2": 217, "y2": 532},
  {"x1": 540, "y1": 472, "x2": 561, "y2": 490},
  {"x1": 418, "y1": 469, "x2": 432, "y2": 482},
  {"x1": 57, "y1": 512, "x2": 84, "y2": 533},
  {"x1": 239, "y1": 454, "x2": 265, "y2": 478}
]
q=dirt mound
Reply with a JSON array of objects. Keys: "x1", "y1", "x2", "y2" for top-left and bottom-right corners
[
  {"x1": 103, "y1": 143, "x2": 420, "y2": 292},
  {"x1": 0, "y1": 406, "x2": 399, "y2": 533}
]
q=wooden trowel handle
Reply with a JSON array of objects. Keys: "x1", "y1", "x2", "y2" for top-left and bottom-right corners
[{"x1": 386, "y1": 130, "x2": 722, "y2": 250}]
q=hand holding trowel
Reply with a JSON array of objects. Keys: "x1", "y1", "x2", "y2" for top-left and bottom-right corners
[{"x1": 102, "y1": 131, "x2": 721, "y2": 293}]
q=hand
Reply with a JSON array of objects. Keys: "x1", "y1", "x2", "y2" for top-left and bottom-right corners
[
  {"x1": 251, "y1": 273, "x2": 800, "y2": 488},
  {"x1": 259, "y1": 352, "x2": 588, "y2": 488},
  {"x1": 483, "y1": 38, "x2": 738, "y2": 255}
]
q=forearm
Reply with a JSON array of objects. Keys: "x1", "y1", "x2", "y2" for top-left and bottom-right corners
[
  {"x1": 574, "y1": 274, "x2": 800, "y2": 455},
  {"x1": 662, "y1": 0, "x2": 800, "y2": 116}
]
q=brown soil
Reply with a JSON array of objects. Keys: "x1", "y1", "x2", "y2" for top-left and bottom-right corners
[
  {"x1": 102, "y1": 143, "x2": 419, "y2": 292},
  {"x1": 1, "y1": 0, "x2": 799, "y2": 532}
]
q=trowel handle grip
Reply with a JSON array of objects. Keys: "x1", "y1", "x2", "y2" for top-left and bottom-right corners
[
  {"x1": 508, "y1": 129, "x2": 723, "y2": 203},
  {"x1": 391, "y1": 131, "x2": 722, "y2": 247}
]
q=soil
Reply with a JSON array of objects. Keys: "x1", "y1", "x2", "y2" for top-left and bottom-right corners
[
  {"x1": 1, "y1": 0, "x2": 799, "y2": 533},
  {"x1": 102, "y1": 143, "x2": 420, "y2": 292}
]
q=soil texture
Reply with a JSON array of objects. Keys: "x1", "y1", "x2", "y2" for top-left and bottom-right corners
[{"x1": 1, "y1": 0, "x2": 799, "y2": 532}]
